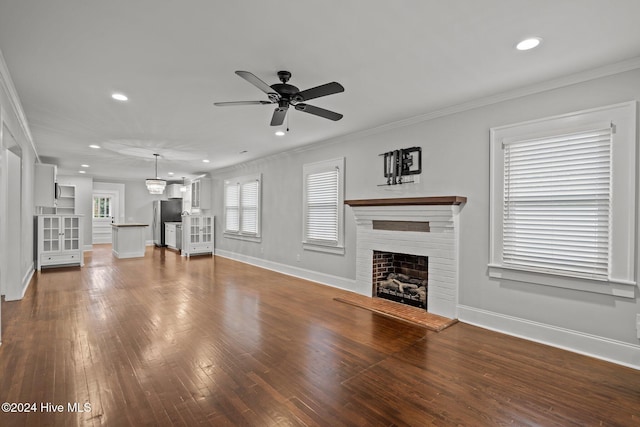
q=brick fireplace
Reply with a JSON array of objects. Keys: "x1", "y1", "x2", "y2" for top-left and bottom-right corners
[
  {"x1": 345, "y1": 196, "x2": 466, "y2": 319},
  {"x1": 373, "y1": 251, "x2": 428, "y2": 309}
]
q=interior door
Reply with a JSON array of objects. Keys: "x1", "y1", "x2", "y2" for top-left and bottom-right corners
[{"x1": 92, "y1": 193, "x2": 115, "y2": 244}]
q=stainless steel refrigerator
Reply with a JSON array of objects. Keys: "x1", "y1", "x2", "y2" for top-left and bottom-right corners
[{"x1": 152, "y1": 199, "x2": 182, "y2": 246}]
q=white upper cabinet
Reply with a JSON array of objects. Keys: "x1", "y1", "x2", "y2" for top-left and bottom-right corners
[
  {"x1": 166, "y1": 184, "x2": 184, "y2": 199},
  {"x1": 34, "y1": 163, "x2": 56, "y2": 207}
]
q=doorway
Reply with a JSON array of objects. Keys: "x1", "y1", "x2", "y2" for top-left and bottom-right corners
[
  {"x1": 1, "y1": 123, "x2": 22, "y2": 302},
  {"x1": 92, "y1": 192, "x2": 118, "y2": 244}
]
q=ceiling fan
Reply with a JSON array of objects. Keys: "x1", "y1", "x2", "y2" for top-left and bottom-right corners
[{"x1": 214, "y1": 70, "x2": 344, "y2": 126}]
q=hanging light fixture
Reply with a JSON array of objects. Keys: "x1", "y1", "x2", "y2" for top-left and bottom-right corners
[
  {"x1": 180, "y1": 176, "x2": 188, "y2": 193},
  {"x1": 145, "y1": 153, "x2": 166, "y2": 194}
]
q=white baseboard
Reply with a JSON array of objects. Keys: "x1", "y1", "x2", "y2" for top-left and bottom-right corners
[
  {"x1": 5, "y1": 263, "x2": 34, "y2": 301},
  {"x1": 215, "y1": 249, "x2": 357, "y2": 292},
  {"x1": 458, "y1": 305, "x2": 640, "y2": 370},
  {"x1": 83, "y1": 245, "x2": 93, "y2": 252}
]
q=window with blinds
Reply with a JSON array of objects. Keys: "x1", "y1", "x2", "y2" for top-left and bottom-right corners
[
  {"x1": 241, "y1": 180, "x2": 259, "y2": 235},
  {"x1": 303, "y1": 158, "x2": 345, "y2": 253},
  {"x1": 224, "y1": 183, "x2": 239, "y2": 232},
  {"x1": 224, "y1": 174, "x2": 261, "y2": 238},
  {"x1": 306, "y1": 169, "x2": 339, "y2": 243},
  {"x1": 503, "y1": 127, "x2": 612, "y2": 279},
  {"x1": 490, "y1": 102, "x2": 636, "y2": 297}
]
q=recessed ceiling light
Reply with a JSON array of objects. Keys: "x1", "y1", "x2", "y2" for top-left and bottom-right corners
[
  {"x1": 168, "y1": 172, "x2": 175, "y2": 176},
  {"x1": 111, "y1": 93, "x2": 128, "y2": 101},
  {"x1": 275, "y1": 130, "x2": 285, "y2": 136},
  {"x1": 81, "y1": 164, "x2": 89, "y2": 168},
  {"x1": 78, "y1": 170, "x2": 86, "y2": 174},
  {"x1": 202, "y1": 159, "x2": 210, "y2": 163},
  {"x1": 516, "y1": 37, "x2": 542, "y2": 51},
  {"x1": 89, "y1": 144, "x2": 101, "y2": 149}
]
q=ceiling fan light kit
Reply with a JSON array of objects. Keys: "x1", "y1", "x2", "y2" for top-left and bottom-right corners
[
  {"x1": 146, "y1": 153, "x2": 167, "y2": 195},
  {"x1": 214, "y1": 70, "x2": 344, "y2": 126}
]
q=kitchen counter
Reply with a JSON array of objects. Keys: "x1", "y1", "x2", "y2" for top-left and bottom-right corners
[{"x1": 111, "y1": 223, "x2": 148, "y2": 258}]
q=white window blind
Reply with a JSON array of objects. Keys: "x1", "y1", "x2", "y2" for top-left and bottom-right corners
[
  {"x1": 502, "y1": 127, "x2": 612, "y2": 279},
  {"x1": 240, "y1": 180, "x2": 259, "y2": 235},
  {"x1": 224, "y1": 183, "x2": 239, "y2": 232},
  {"x1": 305, "y1": 168, "x2": 339, "y2": 243},
  {"x1": 224, "y1": 174, "x2": 261, "y2": 238}
]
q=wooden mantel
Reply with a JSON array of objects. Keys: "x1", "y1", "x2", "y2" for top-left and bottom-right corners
[{"x1": 344, "y1": 196, "x2": 466, "y2": 207}]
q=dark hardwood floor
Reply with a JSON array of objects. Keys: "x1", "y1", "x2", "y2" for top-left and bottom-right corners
[{"x1": 1, "y1": 245, "x2": 639, "y2": 426}]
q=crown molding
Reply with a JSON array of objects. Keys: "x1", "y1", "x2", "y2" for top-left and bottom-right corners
[
  {"x1": 0, "y1": 49, "x2": 39, "y2": 162},
  {"x1": 208, "y1": 56, "x2": 640, "y2": 175},
  {"x1": 295, "y1": 55, "x2": 640, "y2": 153}
]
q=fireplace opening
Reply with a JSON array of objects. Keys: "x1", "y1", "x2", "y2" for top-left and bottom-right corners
[{"x1": 373, "y1": 251, "x2": 428, "y2": 310}]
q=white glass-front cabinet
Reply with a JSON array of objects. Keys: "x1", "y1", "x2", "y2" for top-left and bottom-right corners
[
  {"x1": 189, "y1": 178, "x2": 212, "y2": 211},
  {"x1": 181, "y1": 215, "x2": 213, "y2": 257},
  {"x1": 36, "y1": 215, "x2": 84, "y2": 270}
]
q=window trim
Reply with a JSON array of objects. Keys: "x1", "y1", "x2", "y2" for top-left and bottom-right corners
[
  {"x1": 223, "y1": 173, "x2": 262, "y2": 242},
  {"x1": 302, "y1": 157, "x2": 345, "y2": 255},
  {"x1": 489, "y1": 101, "x2": 637, "y2": 298}
]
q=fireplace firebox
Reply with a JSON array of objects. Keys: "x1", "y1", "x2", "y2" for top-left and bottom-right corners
[{"x1": 373, "y1": 251, "x2": 428, "y2": 310}]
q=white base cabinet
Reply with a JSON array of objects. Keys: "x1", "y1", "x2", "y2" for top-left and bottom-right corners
[
  {"x1": 36, "y1": 215, "x2": 84, "y2": 270},
  {"x1": 165, "y1": 222, "x2": 182, "y2": 250},
  {"x1": 181, "y1": 215, "x2": 213, "y2": 257}
]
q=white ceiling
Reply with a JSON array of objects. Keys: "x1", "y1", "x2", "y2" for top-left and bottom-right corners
[{"x1": 1, "y1": 0, "x2": 640, "y2": 181}]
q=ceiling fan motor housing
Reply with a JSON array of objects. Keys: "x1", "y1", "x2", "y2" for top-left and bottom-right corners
[{"x1": 270, "y1": 83, "x2": 300, "y2": 99}]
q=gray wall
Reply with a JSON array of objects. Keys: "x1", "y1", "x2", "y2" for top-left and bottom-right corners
[{"x1": 210, "y1": 68, "x2": 640, "y2": 367}]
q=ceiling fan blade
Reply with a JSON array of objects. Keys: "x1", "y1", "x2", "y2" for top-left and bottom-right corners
[
  {"x1": 236, "y1": 71, "x2": 280, "y2": 99},
  {"x1": 270, "y1": 106, "x2": 288, "y2": 126},
  {"x1": 294, "y1": 103, "x2": 343, "y2": 121},
  {"x1": 295, "y1": 82, "x2": 344, "y2": 102},
  {"x1": 214, "y1": 100, "x2": 273, "y2": 106}
]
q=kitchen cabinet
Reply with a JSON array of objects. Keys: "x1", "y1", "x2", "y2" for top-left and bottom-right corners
[
  {"x1": 165, "y1": 222, "x2": 181, "y2": 250},
  {"x1": 190, "y1": 180, "x2": 200, "y2": 208},
  {"x1": 36, "y1": 215, "x2": 83, "y2": 270},
  {"x1": 181, "y1": 215, "x2": 213, "y2": 257},
  {"x1": 166, "y1": 184, "x2": 184, "y2": 199},
  {"x1": 34, "y1": 163, "x2": 56, "y2": 208},
  {"x1": 190, "y1": 178, "x2": 211, "y2": 210},
  {"x1": 111, "y1": 223, "x2": 148, "y2": 258}
]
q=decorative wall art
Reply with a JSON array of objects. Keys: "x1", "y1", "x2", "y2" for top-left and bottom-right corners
[{"x1": 379, "y1": 146, "x2": 422, "y2": 185}]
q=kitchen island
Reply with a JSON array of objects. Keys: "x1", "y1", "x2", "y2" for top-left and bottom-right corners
[{"x1": 111, "y1": 223, "x2": 148, "y2": 258}]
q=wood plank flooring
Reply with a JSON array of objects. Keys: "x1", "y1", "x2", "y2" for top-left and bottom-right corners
[{"x1": 1, "y1": 244, "x2": 639, "y2": 426}]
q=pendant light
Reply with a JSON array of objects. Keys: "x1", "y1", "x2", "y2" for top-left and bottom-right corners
[{"x1": 145, "y1": 153, "x2": 166, "y2": 194}]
